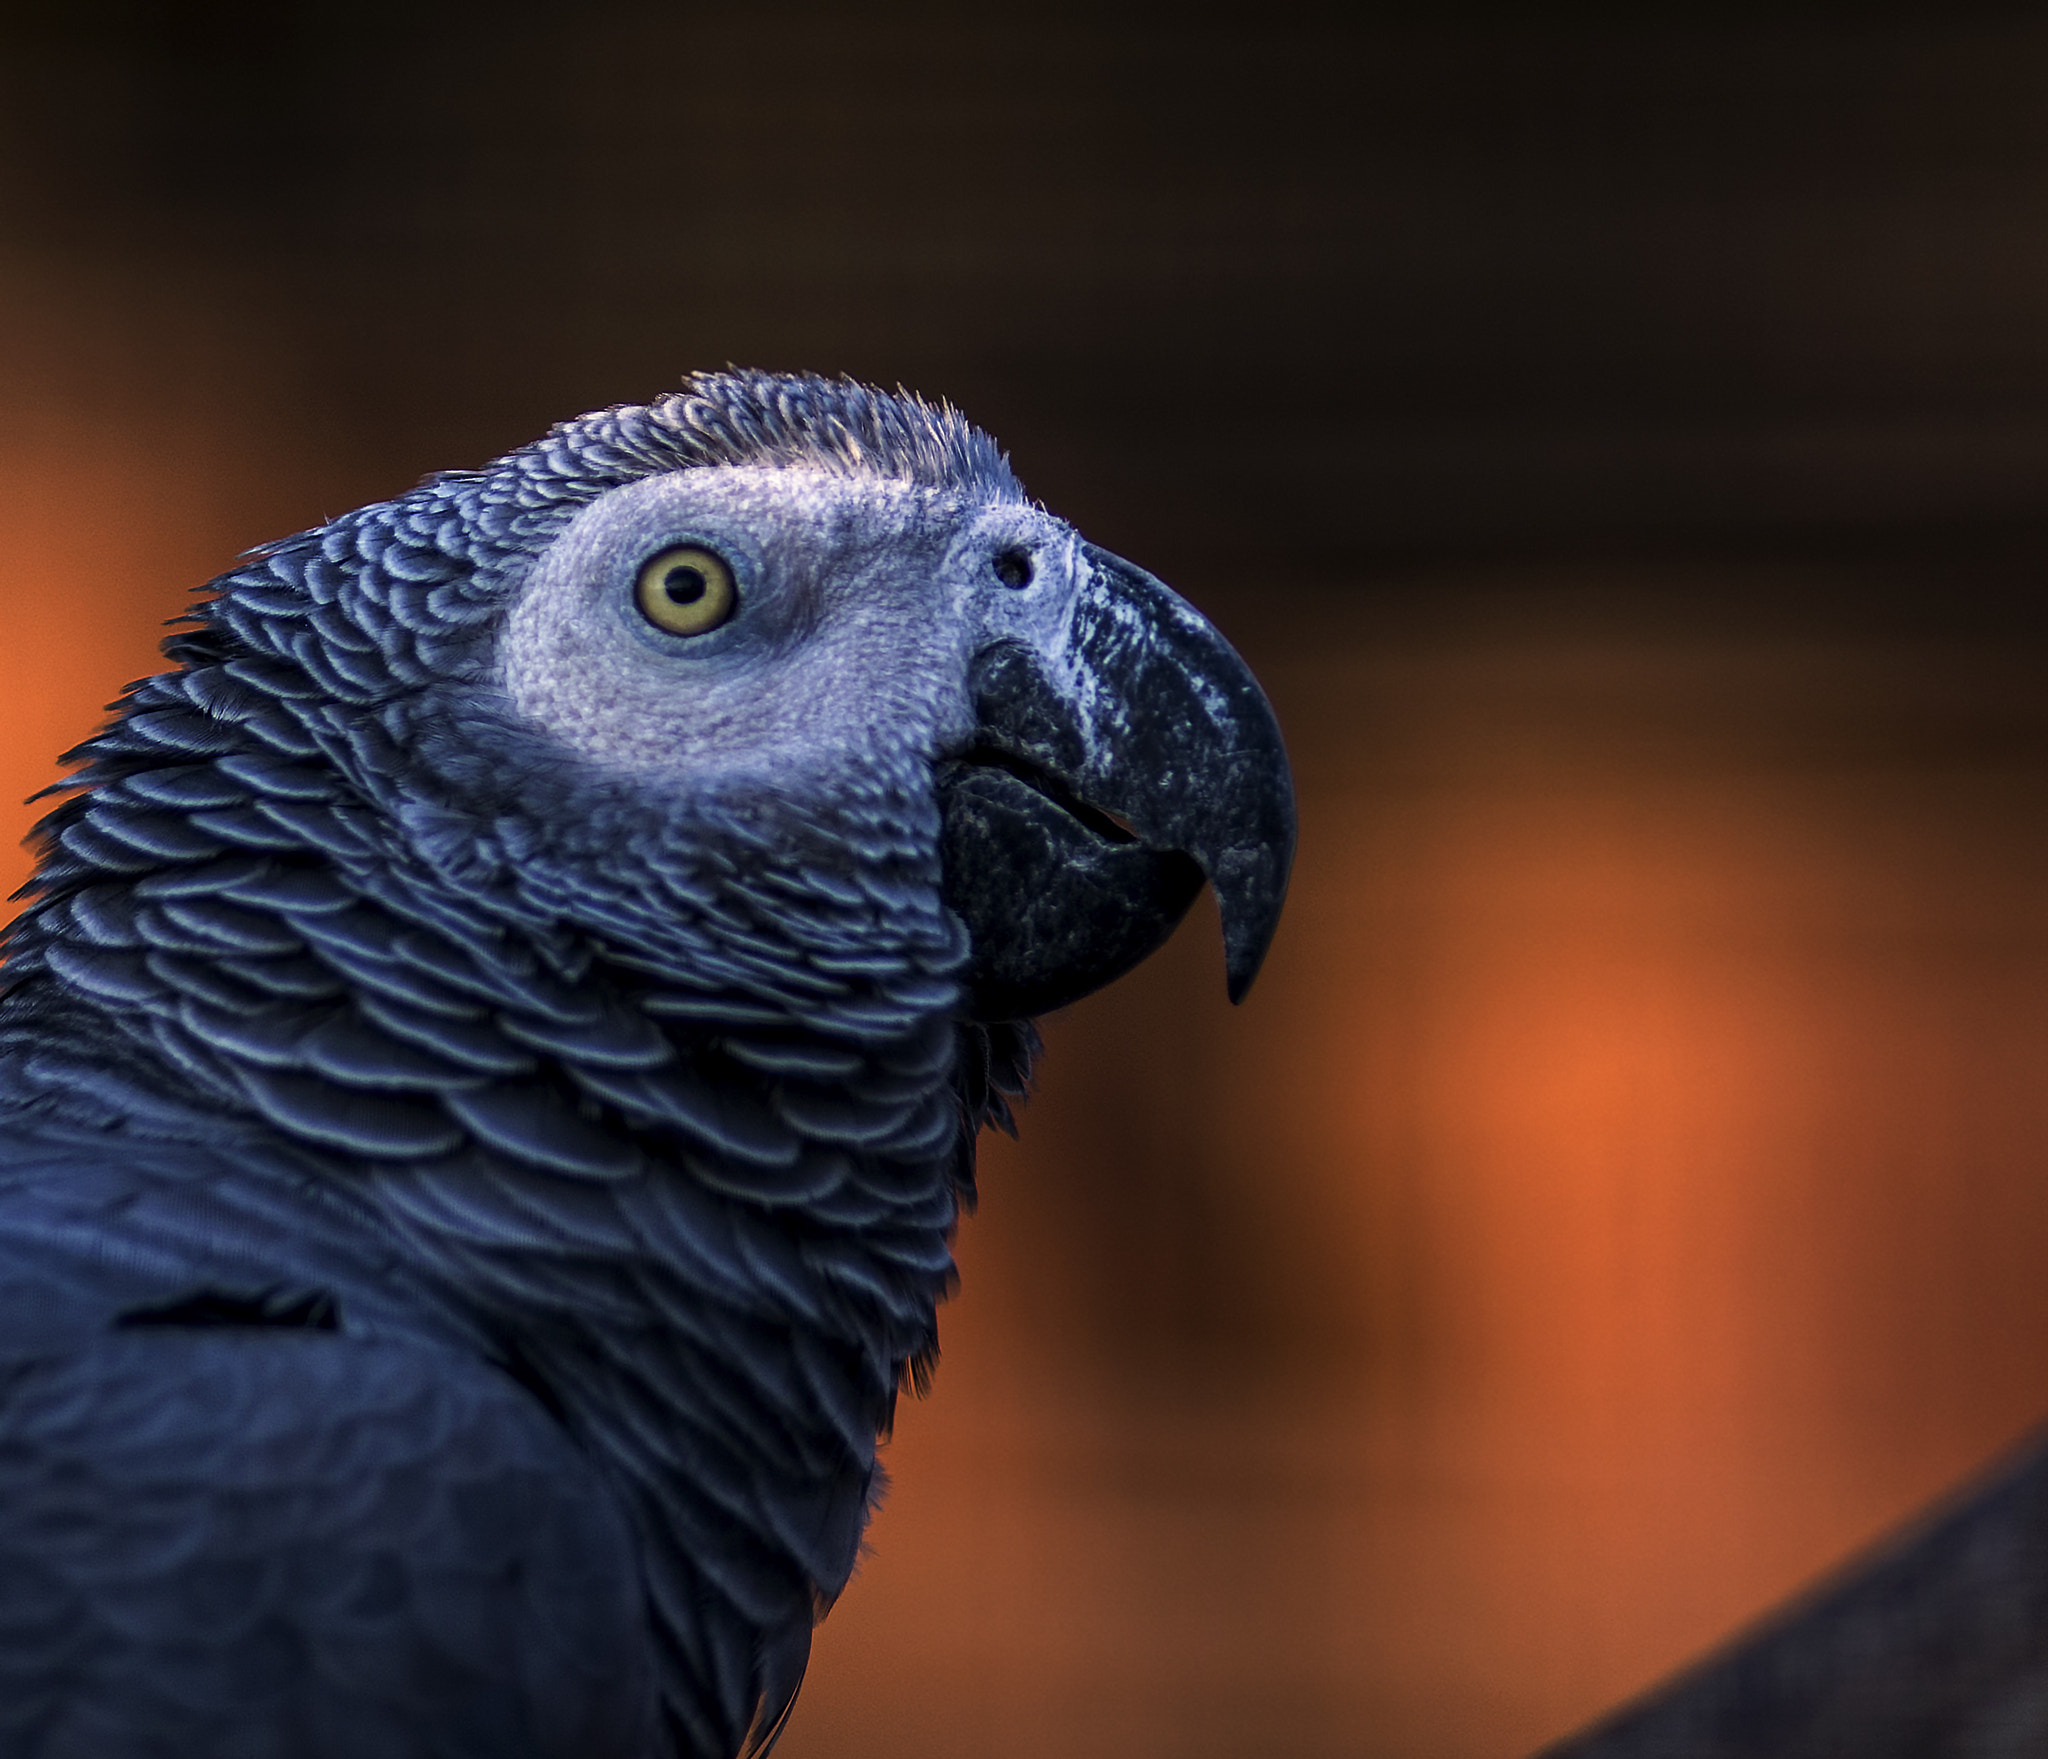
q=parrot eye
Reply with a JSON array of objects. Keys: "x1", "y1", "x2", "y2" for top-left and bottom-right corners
[{"x1": 635, "y1": 544, "x2": 737, "y2": 636}]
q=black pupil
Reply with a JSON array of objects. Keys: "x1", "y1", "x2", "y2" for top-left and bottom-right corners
[
  {"x1": 662, "y1": 564, "x2": 708, "y2": 606},
  {"x1": 993, "y1": 548, "x2": 1033, "y2": 589}
]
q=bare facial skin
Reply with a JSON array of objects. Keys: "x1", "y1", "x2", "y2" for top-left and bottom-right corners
[{"x1": 499, "y1": 464, "x2": 1085, "y2": 793}]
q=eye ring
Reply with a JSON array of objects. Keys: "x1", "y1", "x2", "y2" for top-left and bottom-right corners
[{"x1": 635, "y1": 544, "x2": 737, "y2": 637}]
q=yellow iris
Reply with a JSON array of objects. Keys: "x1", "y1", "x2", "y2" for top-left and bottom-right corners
[{"x1": 635, "y1": 544, "x2": 736, "y2": 636}]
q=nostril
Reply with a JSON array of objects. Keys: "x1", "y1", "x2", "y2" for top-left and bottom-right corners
[{"x1": 991, "y1": 547, "x2": 1034, "y2": 590}]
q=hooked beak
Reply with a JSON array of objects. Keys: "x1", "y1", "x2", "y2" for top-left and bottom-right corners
[{"x1": 936, "y1": 544, "x2": 1297, "y2": 1021}]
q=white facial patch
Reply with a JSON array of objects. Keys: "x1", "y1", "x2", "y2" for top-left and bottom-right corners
[{"x1": 497, "y1": 464, "x2": 1079, "y2": 801}]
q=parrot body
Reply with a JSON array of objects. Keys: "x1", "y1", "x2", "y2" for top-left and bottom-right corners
[{"x1": 0, "y1": 374, "x2": 1294, "y2": 1758}]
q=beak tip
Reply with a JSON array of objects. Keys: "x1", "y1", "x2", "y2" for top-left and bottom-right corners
[
  {"x1": 1220, "y1": 906, "x2": 1283, "y2": 1006},
  {"x1": 1212, "y1": 835, "x2": 1294, "y2": 1007}
]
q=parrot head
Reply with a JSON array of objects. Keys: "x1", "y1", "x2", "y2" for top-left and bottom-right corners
[{"x1": 488, "y1": 373, "x2": 1295, "y2": 1025}]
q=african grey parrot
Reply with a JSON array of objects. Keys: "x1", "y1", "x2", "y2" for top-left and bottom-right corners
[{"x1": 0, "y1": 372, "x2": 1295, "y2": 1758}]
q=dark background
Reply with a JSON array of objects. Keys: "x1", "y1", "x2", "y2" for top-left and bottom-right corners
[{"x1": 9, "y1": 6, "x2": 2048, "y2": 1755}]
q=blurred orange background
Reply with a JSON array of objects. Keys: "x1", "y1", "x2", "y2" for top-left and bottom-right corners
[{"x1": 9, "y1": 8, "x2": 2048, "y2": 1756}]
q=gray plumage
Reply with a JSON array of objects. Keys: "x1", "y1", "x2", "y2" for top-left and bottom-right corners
[{"x1": 0, "y1": 371, "x2": 1294, "y2": 1757}]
